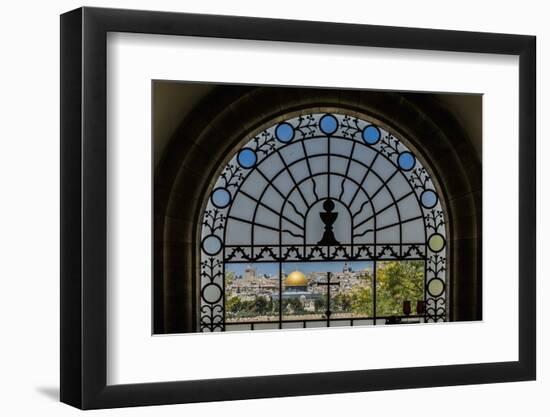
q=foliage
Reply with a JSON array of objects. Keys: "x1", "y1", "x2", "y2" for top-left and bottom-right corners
[
  {"x1": 282, "y1": 298, "x2": 304, "y2": 315},
  {"x1": 327, "y1": 261, "x2": 424, "y2": 317},
  {"x1": 225, "y1": 261, "x2": 424, "y2": 320},
  {"x1": 226, "y1": 295, "x2": 278, "y2": 318},
  {"x1": 225, "y1": 271, "x2": 235, "y2": 287},
  {"x1": 375, "y1": 260, "x2": 424, "y2": 316}
]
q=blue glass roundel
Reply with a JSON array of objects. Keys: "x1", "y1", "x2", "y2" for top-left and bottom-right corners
[
  {"x1": 202, "y1": 235, "x2": 222, "y2": 256},
  {"x1": 275, "y1": 122, "x2": 294, "y2": 143},
  {"x1": 211, "y1": 187, "x2": 231, "y2": 208},
  {"x1": 421, "y1": 189, "x2": 438, "y2": 209},
  {"x1": 362, "y1": 125, "x2": 381, "y2": 144},
  {"x1": 398, "y1": 151, "x2": 416, "y2": 171},
  {"x1": 319, "y1": 114, "x2": 338, "y2": 135},
  {"x1": 237, "y1": 148, "x2": 257, "y2": 168}
]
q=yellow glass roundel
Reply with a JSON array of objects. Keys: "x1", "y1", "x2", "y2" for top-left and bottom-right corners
[
  {"x1": 428, "y1": 278, "x2": 445, "y2": 297},
  {"x1": 284, "y1": 271, "x2": 307, "y2": 287},
  {"x1": 428, "y1": 233, "x2": 446, "y2": 253}
]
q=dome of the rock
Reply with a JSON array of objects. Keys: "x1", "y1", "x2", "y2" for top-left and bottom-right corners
[{"x1": 284, "y1": 271, "x2": 307, "y2": 287}]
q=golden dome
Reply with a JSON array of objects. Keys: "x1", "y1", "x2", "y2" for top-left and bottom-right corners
[{"x1": 285, "y1": 271, "x2": 307, "y2": 287}]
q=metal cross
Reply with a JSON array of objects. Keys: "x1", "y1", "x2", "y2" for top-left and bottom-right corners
[{"x1": 316, "y1": 271, "x2": 340, "y2": 326}]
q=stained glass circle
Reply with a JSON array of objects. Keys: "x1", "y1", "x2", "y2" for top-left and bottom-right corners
[
  {"x1": 319, "y1": 114, "x2": 338, "y2": 135},
  {"x1": 428, "y1": 278, "x2": 445, "y2": 297},
  {"x1": 211, "y1": 187, "x2": 231, "y2": 208},
  {"x1": 275, "y1": 122, "x2": 295, "y2": 143},
  {"x1": 237, "y1": 148, "x2": 257, "y2": 168},
  {"x1": 421, "y1": 189, "x2": 438, "y2": 209},
  {"x1": 202, "y1": 235, "x2": 222, "y2": 255},
  {"x1": 428, "y1": 233, "x2": 446, "y2": 252},
  {"x1": 362, "y1": 125, "x2": 381, "y2": 144},
  {"x1": 398, "y1": 151, "x2": 416, "y2": 171},
  {"x1": 202, "y1": 283, "x2": 223, "y2": 304}
]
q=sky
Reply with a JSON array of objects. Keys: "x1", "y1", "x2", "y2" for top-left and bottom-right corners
[{"x1": 225, "y1": 261, "x2": 373, "y2": 276}]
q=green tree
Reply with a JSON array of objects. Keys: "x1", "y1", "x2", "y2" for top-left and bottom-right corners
[
  {"x1": 254, "y1": 296, "x2": 268, "y2": 315},
  {"x1": 225, "y1": 271, "x2": 235, "y2": 286},
  {"x1": 283, "y1": 298, "x2": 305, "y2": 315},
  {"x1": 226, "y1": 296, "x2": 242, "y2": 317},
  {"x1": 332, "y1": 293, "x2": 352, "y2": 312},
  {"x1": 375, "y1": 260, "x2": 424, "y2": 317},
  {"x1": 314, "y1": 297, "x2": 327, "y2": 313},
  {"x1": 350, "y1": 286, "x2": 373, "y2": 315}
]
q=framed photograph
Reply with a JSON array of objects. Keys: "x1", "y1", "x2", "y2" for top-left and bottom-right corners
[{"x1": 60, "y1": 6, "x2": 536, "y2": 409}]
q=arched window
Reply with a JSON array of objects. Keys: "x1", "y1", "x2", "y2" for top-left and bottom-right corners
[{"x1": 200, "y1": 112, "x2": 447, "y2": 332}]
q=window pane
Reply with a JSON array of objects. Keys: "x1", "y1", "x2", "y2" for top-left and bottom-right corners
[
  {"x1": 281, "y1": 261, "x2": 374, "y2": 323},
  {"x1": 330, "y1": 262, "x2": 374, "y2": 320},
  {"x1": 198, "y1": 111, "x2": 448, "y2": 332},
  {"x1": 281, "y1": 262, "x2": 326, "y2": 322},
  {"x1": 375, "y1": 260, "x2": 425, "y2": 319},
  {"x1": 225, "y1": 263, "x2": 280, "y2": 323}
]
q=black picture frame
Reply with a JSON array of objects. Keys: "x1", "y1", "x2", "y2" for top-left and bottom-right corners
[{"x1": 60, "y1": 6, "x2": 536, "y2": 410}]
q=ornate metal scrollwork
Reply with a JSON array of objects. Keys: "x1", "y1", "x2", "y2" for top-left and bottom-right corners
[{"x1": 200, "y1": 113, "x2": 447, "y2": 331}]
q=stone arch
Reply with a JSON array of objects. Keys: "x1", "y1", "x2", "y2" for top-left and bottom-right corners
[{"x1": 154, "y1": 86, "x2": 480, "y2": 333}]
